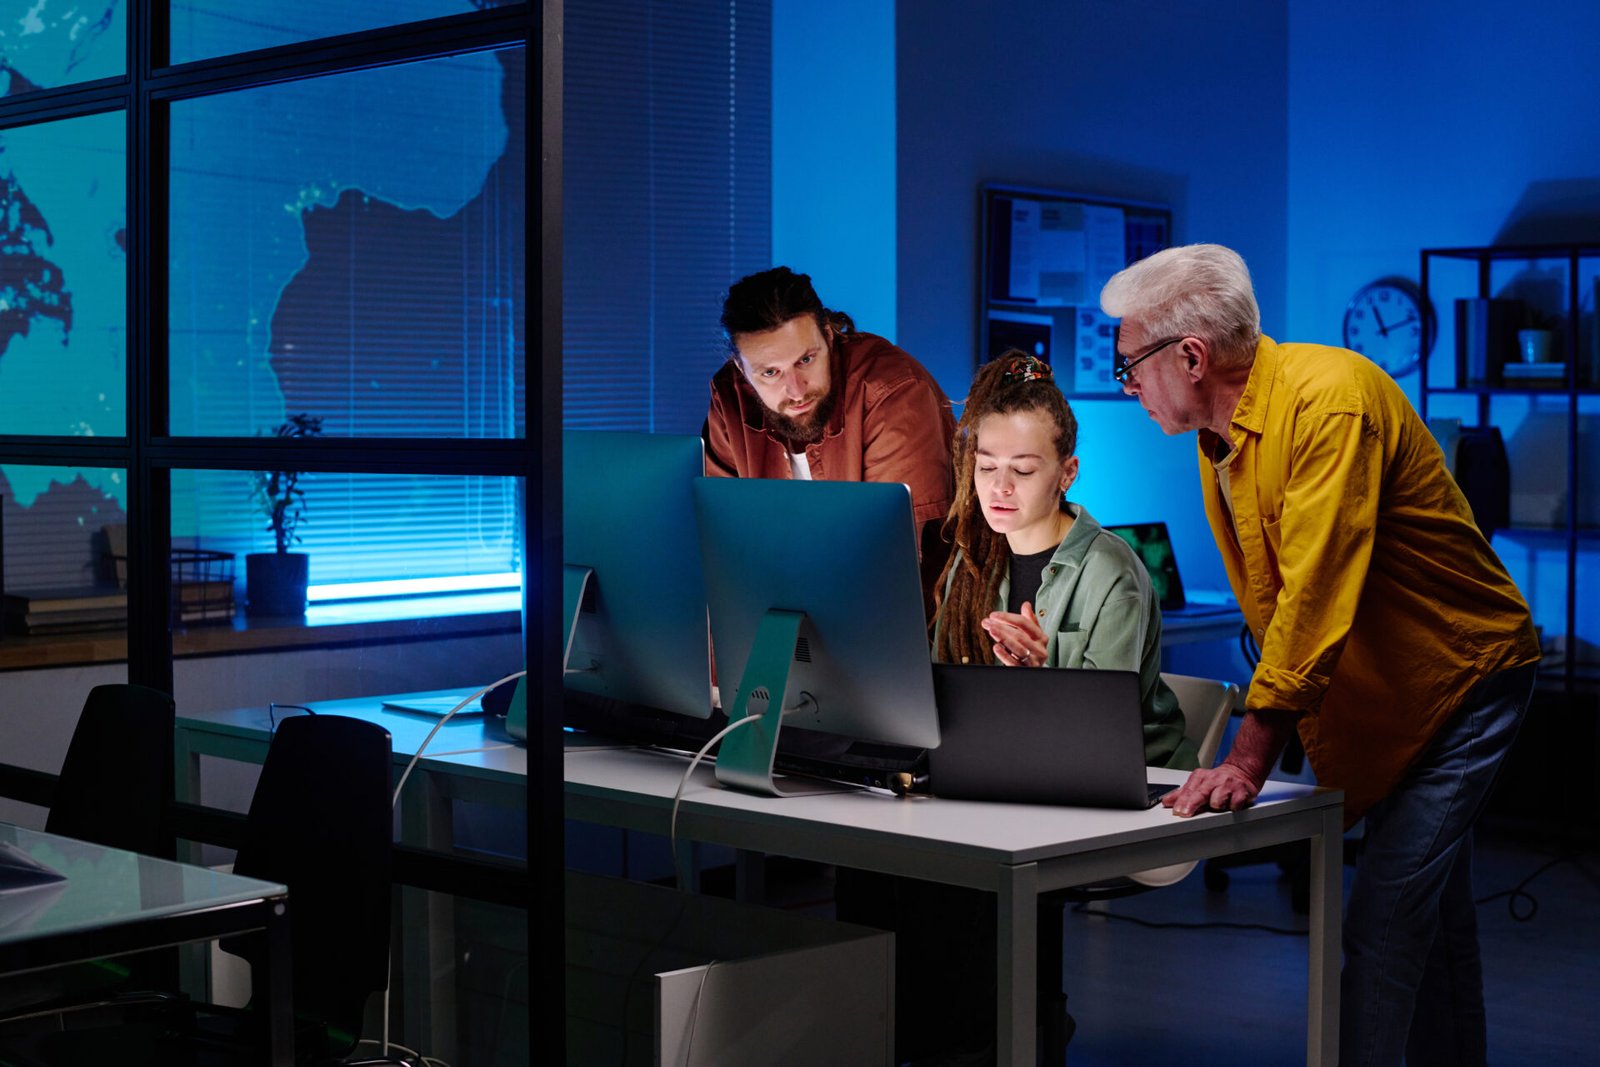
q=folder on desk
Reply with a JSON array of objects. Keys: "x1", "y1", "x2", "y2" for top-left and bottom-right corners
[
  {"x1": 379, "y1": 695, "x2": 484, "y2": 718},
  {"x1": 0, "y1": 840, "x2": 67, "y2": 892}
]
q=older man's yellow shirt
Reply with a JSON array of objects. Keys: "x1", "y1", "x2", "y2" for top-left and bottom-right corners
[{"x1": 1198, "y1": 336, "x2": 1539, "y2": 823}]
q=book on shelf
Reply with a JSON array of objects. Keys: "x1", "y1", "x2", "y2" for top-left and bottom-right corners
[
  {"x1": 3, "y1": 586, "x2": 128, "y2": 615},
  {"x1": 174, "y1": 579, "x2": 235, "y2": 607},
  {"x1": 9, "y1": 604, "x2": 127, "y2": 626},
  {"x1": 9, "y1": 616, "x2": 127, "y2": 636},
  {"x1": 1501, "y1": 361, "x2": 1566, "y2": 381},
  {"x1": 178, "y1": 601, "x2": 236, "y2": 625}
]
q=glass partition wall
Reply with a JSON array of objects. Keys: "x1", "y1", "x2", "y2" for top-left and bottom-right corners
[{"x1": 0, "y1": 3, "x2": 555, "y2": 1062}]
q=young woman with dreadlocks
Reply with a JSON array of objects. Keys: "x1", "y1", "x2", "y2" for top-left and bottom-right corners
[
  {"x1": 931, "y1": 350, "x2": 1195, "y2": 769},
  {"x1": 842, "y1": 354, "x2": 1202, "y2": 1065}
]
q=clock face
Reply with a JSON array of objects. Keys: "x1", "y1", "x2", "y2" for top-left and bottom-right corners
[{"x1": 1343, "y1": 280, "x2": 1431, "y2": 377}]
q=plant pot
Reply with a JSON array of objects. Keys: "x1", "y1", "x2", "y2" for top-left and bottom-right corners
[
  {"x1": 246, "y1": 552, "x2": 309, "y2": 617},
  {"x1": 1517, "y1": 328, "x2": 1555, "y2": 363}
]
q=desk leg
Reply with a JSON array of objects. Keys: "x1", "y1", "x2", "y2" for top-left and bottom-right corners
[
  {"x1": 996, "y1": 863, "x2": 1037, "y2": 1067},
  {"x1": 672, "y1": 840, "x2": 703, "y2": 893},
  {"x1": 172, "y1": 731, "x2": 211, "y2": 1002},
  {"x1": 735, "y1": 849, "x2": 765, "y2": 903},
  {"x1": 399, "y1": 769, "x2": 458, "y2": 1064},
  {"x1": 263, "y1": 896, "x2": 294, "y2": 1067},
  {"x1": 1307, "y1": 808, "x2": 1343, "y2": 1067},
  {"x1": 173, "y1": 730, "x2": 203, "y2": 865}
]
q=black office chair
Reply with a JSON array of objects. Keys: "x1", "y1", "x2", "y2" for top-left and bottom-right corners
[
  {"x1": 201, "y1": 712, "x2": 402, "y2": 1063},
  {"x1": 1, "y1": 714, "x2": 410, "y2": 1066},
  {"x1": 0, "y1": 684, "x2": 177, "y2": 1020},
  {"x1": 46, "y1": 683, "x2": 176, "y2": 859}
]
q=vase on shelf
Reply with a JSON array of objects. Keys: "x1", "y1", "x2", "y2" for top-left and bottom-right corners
[{"x1": 1516, "y1": 328, "x2": 1554, "y2": 364}]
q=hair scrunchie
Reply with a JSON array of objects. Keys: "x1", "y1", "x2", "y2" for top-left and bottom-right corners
[{"x1": 999, "y1": 353, "x2": 1053, "y2": 385}]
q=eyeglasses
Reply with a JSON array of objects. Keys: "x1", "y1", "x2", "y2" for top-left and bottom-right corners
[{"x1": 1112, "y1": 335, "x2": 1186, "y2": 384}]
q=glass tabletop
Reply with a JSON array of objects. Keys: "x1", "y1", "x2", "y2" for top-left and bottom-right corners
[{"x1": 0, "y1": 823, "x2": 285, "y2": 946}]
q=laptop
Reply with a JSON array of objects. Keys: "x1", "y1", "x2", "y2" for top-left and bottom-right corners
[
  {"x1": 928, "y1": 664, "x2": 1176, "y2": 809},
  {"x1": 1104, "y1": 521, "x2": 1238, "y2": 617}
]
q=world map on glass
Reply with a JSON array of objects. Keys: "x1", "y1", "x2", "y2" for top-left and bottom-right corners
[{"x1": 0, "y1": 1, "x2": 520, "y2": 588}]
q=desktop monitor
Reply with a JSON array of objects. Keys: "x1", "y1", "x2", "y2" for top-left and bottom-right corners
[
  {"x1": 562, "y1": 431, "x2": 713, "y2": 720},
  {"x1": 693, "y1": 478, "x2": 941, "y2": 796}
]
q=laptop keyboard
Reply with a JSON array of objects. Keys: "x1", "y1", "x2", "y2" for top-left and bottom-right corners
[{"x1": 1147, "y1": 781, "x2": 1179, "y2": 807}]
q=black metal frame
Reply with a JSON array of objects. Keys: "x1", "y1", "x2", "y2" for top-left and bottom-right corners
[
  {"x1": 1419, "y1": 243, "x2": 1600, "y2": 695},
  {"x1": 0, "y1": 1, "x2": 560, "y2": 1054},
  {"x1": 0, "y1": 886, "x2": 295, "y2": 1063},
  {"x1": 0, "y1": 890, "x2": 286, "y2": 989}
]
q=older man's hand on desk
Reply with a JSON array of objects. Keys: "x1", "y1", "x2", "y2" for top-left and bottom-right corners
[
  {"x1": 1163, "y1": 706, "x2": 1304, "y2": 817},
  {"x1": 1163, "y1": 762, "x2": 1264, "y2": 816}
]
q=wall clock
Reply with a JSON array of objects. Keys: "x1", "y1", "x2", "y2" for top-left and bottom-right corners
[{"x1": 1342, "y1": 277, "x2": 1434, "y2": 377}]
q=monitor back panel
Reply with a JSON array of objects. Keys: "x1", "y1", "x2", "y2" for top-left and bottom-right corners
[{"x1": 562, "y1": 431, "x2": 713, "y2": 718}]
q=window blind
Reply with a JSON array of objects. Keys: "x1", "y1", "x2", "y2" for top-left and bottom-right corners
[
  {"x1": 563, "y1": 0, "x2": 771, "y2": 434},
  {"x1": 165, "y1": 47, "x2": 525, "y2": 589}
]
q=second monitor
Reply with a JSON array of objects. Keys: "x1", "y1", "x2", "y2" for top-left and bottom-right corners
[{"x1": 563, "y1": 430, "x2": 713, "y2": 722}]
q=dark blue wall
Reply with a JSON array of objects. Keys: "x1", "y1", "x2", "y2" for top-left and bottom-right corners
[
  {"x1": 1289, "y1": 1, "x2": 1600, "y2": 663},
  {"x1": 894, "y1": 0, "x2": 1288, "y2": 597}
]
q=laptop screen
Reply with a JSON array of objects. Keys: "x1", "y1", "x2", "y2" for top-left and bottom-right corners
[{"x1": 1104, "y1": 522, "x2": 1186, "y2": 611}]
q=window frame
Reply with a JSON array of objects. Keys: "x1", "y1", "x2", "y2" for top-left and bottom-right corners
[
  {"x1": 0, "y1": 1, "x2": 560, "y2": 1051},
  {"x1": 0, "y1": 3, "x2": 548, "y2": 686}
]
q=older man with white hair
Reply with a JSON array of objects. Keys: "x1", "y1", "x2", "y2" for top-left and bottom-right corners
[{"x1": 1101, "y1": 244, "x2": 1539, "y2": 1067}]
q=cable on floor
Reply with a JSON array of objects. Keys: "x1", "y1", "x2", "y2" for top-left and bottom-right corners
[
  {"x1": 1476, "y1": 853, "x2": 1570, "y2": 923},
  {"x1": 1068, "y1": 901, "x2": 1307, "y2": 937}
]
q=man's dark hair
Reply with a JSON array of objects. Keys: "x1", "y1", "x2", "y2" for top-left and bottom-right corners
[{"x1": 720, "y1": 266, "x2": 855, "y2": 351}]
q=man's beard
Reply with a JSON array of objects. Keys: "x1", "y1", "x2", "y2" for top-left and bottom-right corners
[{"x1": 763, "y1": 390, "x2": 837, "y2": 448}]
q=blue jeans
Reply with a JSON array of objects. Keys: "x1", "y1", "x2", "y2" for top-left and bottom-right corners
[{"x1": 1341, "y1": 662, "x2": 1536, "y2": 1066}]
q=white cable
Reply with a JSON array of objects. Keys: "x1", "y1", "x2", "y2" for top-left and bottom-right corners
[
  {"x1": 392, "y1": 669, "x2": 527, "y2": 808},
  {"x1": 668, "y1": 712, "x2": 766, "y2": 890},
  {"x1": 681, "y1": 959, "x2": 717, "y2": 1067},
  {"x1": 353, "y1": 1036, "x2": 452, "y2": 1067},
  {"x1": 381, "y1": 668, "x2": 525, "y2": 1063}
]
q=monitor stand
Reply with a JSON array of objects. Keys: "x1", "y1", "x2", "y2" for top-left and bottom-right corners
[
  {"x1": 563, "y1": 564, "x2": 594, "y2": 673},
  {"x1": 714, "y1": 609, "x2": 851, "y2": 797}
]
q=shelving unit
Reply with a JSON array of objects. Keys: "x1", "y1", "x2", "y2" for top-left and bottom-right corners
[{"x1": 1420, "y1": 244, "x2": 1600, "y2": 693}]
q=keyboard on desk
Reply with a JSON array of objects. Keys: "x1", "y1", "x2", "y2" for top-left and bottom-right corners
[
  {"x1": 563, "y1": 692, "x2": 924, "y2": 789},
  {"x1": 771, "y1": 728, "x2": 924, "y2": 791}
]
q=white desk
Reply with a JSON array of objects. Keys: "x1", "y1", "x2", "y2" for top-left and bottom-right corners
[
  {"x1": 1161, "y1": 607, "x2": 1245, "y2": 647},
  {"x1": 0, "y1": 823, "x2": 293, "y2": 1065},
  {"x1": 566, "y1": 745, "x2": 1343, "y2": 1067},
  {"x1": 175, "y1": 692, "x2": 527, "y2": 816}
]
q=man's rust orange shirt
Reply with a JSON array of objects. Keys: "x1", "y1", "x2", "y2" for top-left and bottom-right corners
[{"x1": 1199, "y1": 336, "x2": 1540, "y2": 823}]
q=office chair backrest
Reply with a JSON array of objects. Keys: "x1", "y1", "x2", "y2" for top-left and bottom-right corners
[
  {"x1": 226, "y1": 714, "x2": 393, "y2": 1040},
  {"x1": 46, "y1": 683, "x2": 176, "y2": 860},
  {"x1": 1121, "y1": 673, "x2": 1239, "y2": 890},
  {"x1": 1163, "y1": 673, "x2": 1238, "y2": 768}
]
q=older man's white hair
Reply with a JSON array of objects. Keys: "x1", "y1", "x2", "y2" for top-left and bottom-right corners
[{"x1": 1101, "y1": 244, "x2": 1262, "y2": 369}]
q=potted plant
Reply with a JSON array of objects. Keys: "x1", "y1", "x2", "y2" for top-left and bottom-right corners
[{"x1": 245, "y1": 413, "x2": 323, "y2": 616}]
